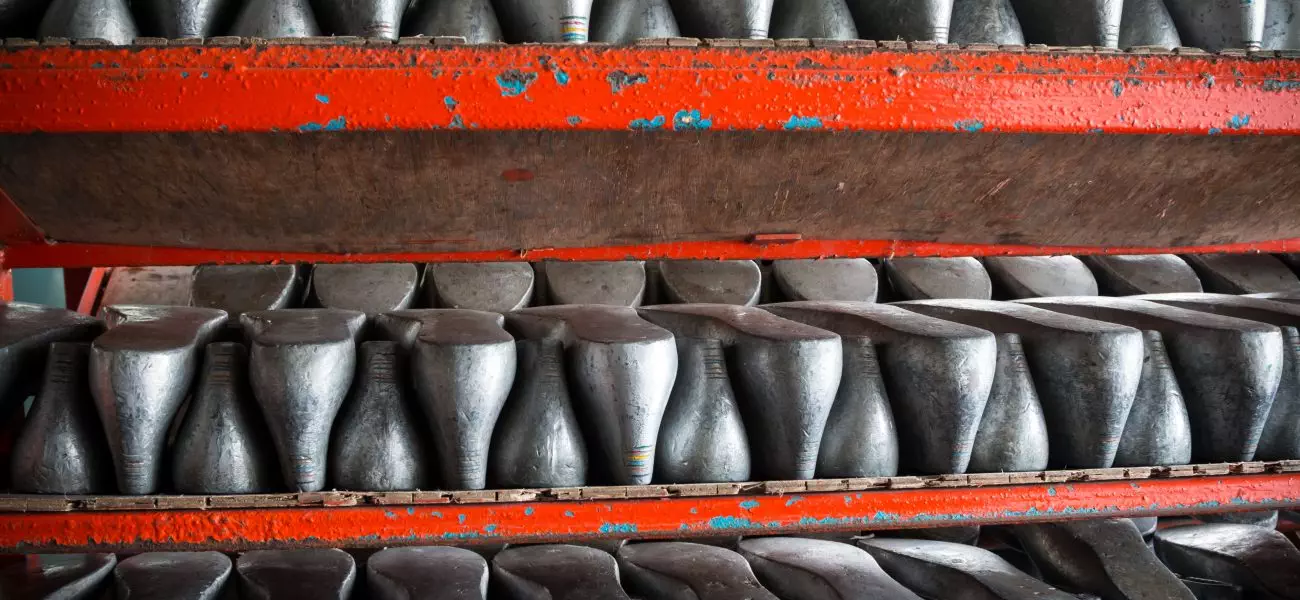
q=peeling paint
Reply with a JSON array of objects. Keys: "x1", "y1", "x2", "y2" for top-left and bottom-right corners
[
  {"x1": 599, "y1": 522, "x2": 638, "y2": 534},
  {"x1": 953, "y1": 119, "x2": 985, "y2": 133},
  {"x1": 315, "y1": 93, "x2": 330, "y2": 104},
  {"x1": 630, "y1": 115, "x2": 666, "y2": 130},
  {"x1": 739, "y1": 500, "x2": 760, "y2": 511},
  {"x1": 607, "y1": 70, "x2": 648, "y2": 93},
  {"x1": 672, "y1": 109, "x2": 713, "y2": 131},
  {"x1": 495, "y1": 70, "x2": 537, "y2": 98},
  {"x1": 1228, "y1": 114, "x2": 1251, "y2": 130},
  {"x1": 783, "y1": 116, "x2": 824, "y2": 130},
  {"x1": 298, "y1": 116, "x2": 347, "y2": 132}
]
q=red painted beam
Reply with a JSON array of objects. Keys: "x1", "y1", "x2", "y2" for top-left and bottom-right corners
[
  {"x1": 2, "y1": 474, "x2": 1296, "y2": 553},
  {"x1": 0, "y1": 45, "x2": 1296, "y2": 134},
  {"x1": 4, "y1": 237, "x2": 1300, "y2": 269}
]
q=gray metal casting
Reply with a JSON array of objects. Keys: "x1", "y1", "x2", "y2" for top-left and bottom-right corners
[
  {"x1": 1082, "y1": 255, "x2": 1202, "y2": 296},
  {"x1": 329, "y1": 341, "x2": 432, "y2": 491},
  {"x1": 1265, "y1": 0, "x2": 1299, "y2": 49},
  {"x1": 885, "y1": 257, "x2": 993, "y2": 301},
  {"x1": 1165, "y1": 0, "x2": 1268, "y2": 50},
  {"x1": 617, "y1": 542, "x2": 778, "y2": 600},
  {"x1": 540, "y1": 261, "x2": 647, "y2": 307},
  {"x1": 949, "y1": 0, "x2": 1023, "y2": 44},
  {"x1": 1182, "y1": 254, "x2": 1300, "y2": 294},
  {"x1": 639, "y1": 304, "x2": 840, "y2": 480},
  {"x1": 242, "y1": 309, "x2": 365, "y2": 492},
  {"x1": 367, "y1": 546, "x2": 489, "y2": 600},
  {"x1": 1020, "y1": 296, "x2": 1283, "y2": 463},
  {"x1": 1181, "y1": 577, "x2": 1243, "y2": 600},
  {"x1": 490, "y1": 337, "x2": 589, "y2": 488},
  {"x1": 845, "y1": 0, "x2": 955, "y2": 42},
  {"x1": 1008, "y1": 0, "x2": 1123, "y2": 47},
  {"x1": 983, "y1": 256, "x2": 1100, "y2": 298},
  {"x1": 1137, "y1": 293, "x2": 1300, "y2": 461},
  {"x1": 115, "y1": 552, "x2": 232, "y2": 600},
  {"x1": 237, "y1": 549, "x2": 356, "y2": 600},
  {"x1": 0, "y1": 301, "x2": 102, "y2": 413},
  {"x1": 312, "y1": 0, "x2": 404, "y2": 37},
  {"x1": 1200, "y1": 511, "x2": 1280, "y2": 528},
  {"x1": 311, "y1": 263, "x2": 418, "y2": 313},
  {"x1": 375, "y1": 309, "x2": 516, "y2": 490},
  {"x1": 970, "y1": 333, "x2": 1050, "y2": 473},
  {"x1": 1113, "y1": 330, "x2": 1193, "y2": 467},
  {"x1": 134, "y1": 0, "x2": 234, "y2": 37},
  {"x1": 668, "y1": 0, "x2": 774, "y2": 38},
  {"x1": 814, "y1": 335, "x2": 898, "y2": 478},
  {"x1": 100, "y1": 266, "x2": 194, "y2": 307},
  {"x1": 659, "y1": 260, "x2": 763, "y2": 306},
  {"x1": 424, "y1": 262, "x2": 534, "y2": 311},
  {"x1": 1015, "y1": 518, "x2": 1196, "y2": 599},
  {"x1": 191, "y1": 264, "x2": 307, "y2": 315},
  {"x1": 738, "y1": 537, "x2": 923, "y2": 600},
  {"x1": 857, "y1": 538, "x2": 1077, "y2": 599},
  {"x1": 38, "y1": 0, "x2": 136, "y2": 43},
  {"x1": 591, "y1": 0, "x2": 680, "y2": 42},
  {"x1": 0, "y1": 553, "x2": 115, "y2": 600},
  {"x1": 172, "y1": 342, "x2": 279, "y2": 494},
  {"x1": 770, "y1": 0, "x2": 857, "y2": 39},
  {"x1": 1119, "y1": 0, "x2": 1181, "y2": 48},
  {"x1": 11, "y1": 343, "x2": 114, "y2": 494},
  {"x1": 895, "y1": 299, "x2": 1143, "y2": 469},
  {"x1": 492, "y1": 545, "x2": 631, "y2": 600},
  {"x1": 405, "y1": 0, "x2": 502, "y2": 40},
  {"x1": 764, "y1": 301, "x2": 992, "y2": 476},
  {"x1": 771, "y1": 259, "x2": 878, "y2": 302},
  {"x1": 91, "y1": 305, "x2": 228, "y2": 494},
  {"x1": 508, "y1": 305, "x2": 675, "y2": 485},
  {"x1": 492, "y1": 0, "x2": 596, "y2": 42},
  {"x1": 655, "y1": 336, "x2": 751, "y2": 483},
  {"x1": 1155, "y1": 524, "x2": 1300, "y2": 599}
]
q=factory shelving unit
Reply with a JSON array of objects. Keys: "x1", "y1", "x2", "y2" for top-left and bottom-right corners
[{"x1": 0, "y1": 38, "x2": 1298, "y2": 552}]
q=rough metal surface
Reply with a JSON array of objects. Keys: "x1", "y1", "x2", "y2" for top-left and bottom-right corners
[
  {"x1": 984, "y1": 256, "x2": 1099, "y2": 299},
  {"x1": 1082, "y1": 255, "x2": 1202, "y2": 296},
  {"x1": 0, "y1": 553, "x2": 116, "y2": 599},
  {"x1": 367, "y1": 546, "x2": 489, "y2": 600},
  {"x1": 1265, "y1": 0, "x2": 1299, "y2": 50},
  {"x1": 1015, "y1": 518, "x2": 1196, "y2": 599},
  {"x1": 191, "y1": 264, "x2": 305, "y2": 316},
  {"x1": 425, "y1": 262, "x2": 534, "y2": 312},
  {"x1": 895, "y1": 299, "x2": 1143, "y2": 469},
  {"x1": 885, "y1": 257, "x2": 993, "y2": 301},
  {"x1": 591, "y1": 0, "x2": 679, "y2": 42},
  {"x1": 1019, "y1": 297, "x2": 1283, "y2": 463},
  {"x1": 242, "y1": 309, "x2": 366, "y2": 492},
  {"x1": 101, "y1": 266, "x2": 195, "y2": 307},
  {"x1": 764, "y1": 301, "x2": 991, "y2": 476},
  {"x1": 228, "y1": 0, "x2": 320, "y2": 37},
  {"x1": 37, "y1": 0, "x2": 136, "y2": 43},
  {"x1": 91, "y1": 305, "x2": 228, "y2": 494},
  {"x1": 669, "y1": 0, "x2": 774, "y2": 38},
  {"x1": 312, "y1": 0, "x2": 405, "y2": 38},
  {"x1": 771, "y1": 259, "x2": 878, "y2": 303},
  {"x1": 738, "y1": 537, "x2": 923, "y2": 600},
  {"x1": 617, "y1": 542, "x2": 777, "y2": 600},
  {"x1": 311, "y1": 263, "x2": 418, "y2": 314},
  {"x1": 949, "y1": 0, "x2": 1023, "y2": 45},
  {"x1": 493, "y1": 0, "x2": 595, "y2": 42},
  {"x1": 508, "y1": 305, "x2": 675, "y2": 485},
  {"x1": 10, "y1": 343, "x2": 113, "y2": 494},
  {"x1": 659, "y1": 260, "x2": 762, "y2": 306},
  {"x1": 770, "y1": 0, "x2": 856, "y2": 39},
  {"x1": 846, "y1": 0, "x2": 954, "y2": 42},
  {"x1": 1010, "y1": 0, "x2": 1123, "y2": 47},
  {"x1": 1182, "y1": 254, "x2": 1300, "y2": 294},
  {"x1": 116, "y1": 552, "x2": 232, "y2": 600},
  {"x1": 1113, "y1": 330, "x2": 1193, "y2": 467},
  {"x1": 1118, "y1": 0, "x2": 1181, "y2": 48},
  {"x1": 404, "y1": 0, "x2": 503, "y2": 41},
  {"x1": 1199, "y1": 511, "x2": 1280, "y2": 528},
  {"x1": 329, "y1": 341, "x2": 433, "y2": 491},
  {"x1": 1155, "y1": 524, "x2": 1300, "y2": 599},
  {"x1": 0, "y1": 302, "x2": 102, "y2": 412},
  {"x1": 490, "y1": 338, "x2": 588, "y2": 488},
  {"x1": 172, "y1": 342, "x2": 279, "y2": 494},
  {"x1": 237, "y1": 549, "x2": 355, "y2": 599},
  {"x1": 541, "y1": 262, "x2": 646, "y2": 307},
  {"x1": 492, "y1": 544, "x2": 631, "y2": 599},
  {"x1": 655, "y1": 337, "x2": 751, "y2": 483},
  {"x1": 857, "y1": 538, "x2": 1076, "y2": 599},
  {"x1": 134, "y1": 0, "x2": 235, "y2": 37},
  {"x1": 970, "y1": 333, "x2": 1050, "y2": 473},
  {"x1": 639, "y1": 304, "x2": 840, "y2": 480},
  {"x1": 375, "y1": 310, "x2": 516, "y2": 490},
  {"x1": 1165, "y1": 0, "x2": 1267, "y2": 50}
]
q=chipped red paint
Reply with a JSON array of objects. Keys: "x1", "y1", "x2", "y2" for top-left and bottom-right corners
[
  {"x1": 1, "y1": 474, "x2": 1297, "y2": 552},
  {"x1": 0, "y1": 45, "x2": 1296, "y2": 134},
  {"x1": 4, "y1": 237, "x2": 1300, "y2": 269}
]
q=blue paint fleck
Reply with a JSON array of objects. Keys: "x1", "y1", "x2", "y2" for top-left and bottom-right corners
[
  {"x1": 384, "y1": 510, "x2": 397, "y2": 519},
  {"x1": 200, "y1": 72, "x2": 209, "y2": 79},
  {"x1": 707, "y1": 516, "x2": 770, "y2": 531},
  {"x1": 449, "y1": 114, "x2": 466, "y2": 129},
  {"x1": 689, "y1": 507, "x2": 698, "y2": 514},
  {"x1": 1204, "y1": 74, "x2": 1215, "y2": 88},
  {"x1": 524, "y1": 506, "x2": 535, "y2": 516},
  {"x1": 783, "y1": 116, "x2": 824, "y2": 130},
  {"x1": 496, "y1": 70, "x2": 538, "y2": 98},
  {"x1": 444, "y1": 96, "x2": 458, "y2": 110},
  {"x1": 406, "y1": 507, "x2": 415, "y2": 515},
  {"x1": 630, "y1": 115, "x2": 666, "y2": 130},
  {"x1": 564, "y1": 510, "x2": 575, "y2": 518},
  {"x1": 553, "y1": 68, "x2": 570, "y2": 86},
  {"x1": 1087, "y1": 128, "x2": 1105, "y2": 134},
  {"x1": 1047, "y1": 486, "x2": 1057, "y2": 496},
  {"x1": 180, "y1": 71, "x2": 190, "y2": 79},
  {"x1": 315, "y1": 93, "x2": 330, "y2": 104},
  {"x1": 431, "y1": 511, "x2": 444, "y2": 518},
  {"x1": 484, "y1": 524, "x2": 498, "y2": 533},
  {"x1": 567, "y1": 116, "x2": 583, "y2": 126},
  {"x1": 458, "y1": 514, "x2": 467, "y2": 524},
  {"x1": 739, "y1": 500, "x2": 760, "y2": 511},
  {"x1": 672, "y1": 109, "x2": 713, "y2": 131},
  {"x1": 1112, "y1": 80, "x2": 1124, "y2": 98},
  {"x1": 1264, "y1": 79, "x2": 1300, "y2": 92},
  {"x1": 785, "y1": 496, "x2": 804, "y2": 507},
  {"x1": 1228, "y1": 114, "x2": 1251, "y2": 129},
  {"x1": 298, "y1": 116, "x2": 347, "y2": 132},
  {"x1": 953, "y1": 119, "x2": 985, "y2": 133},
  {"x1": 1209, "y1": 127, "x2": 1223, "y2": 135},
  {"x1": 607, "y1": 70, "x2": 648, "y2": 93},
  {"x1": 599, "y1": 522, "x2": 639, "y2": 534}
]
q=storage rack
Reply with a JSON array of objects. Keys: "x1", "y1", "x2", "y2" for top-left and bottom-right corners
[{"x1": 0, "y1": 37, "x2": 1298, "y2": 552}]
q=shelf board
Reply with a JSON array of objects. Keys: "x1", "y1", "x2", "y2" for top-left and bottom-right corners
[
  {"x1": 0, "y1": 42, "x2": 1297, "y2": 135},
  {"x1": 1, "y1": 464, "x2": 1296, "y2": 553}
]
